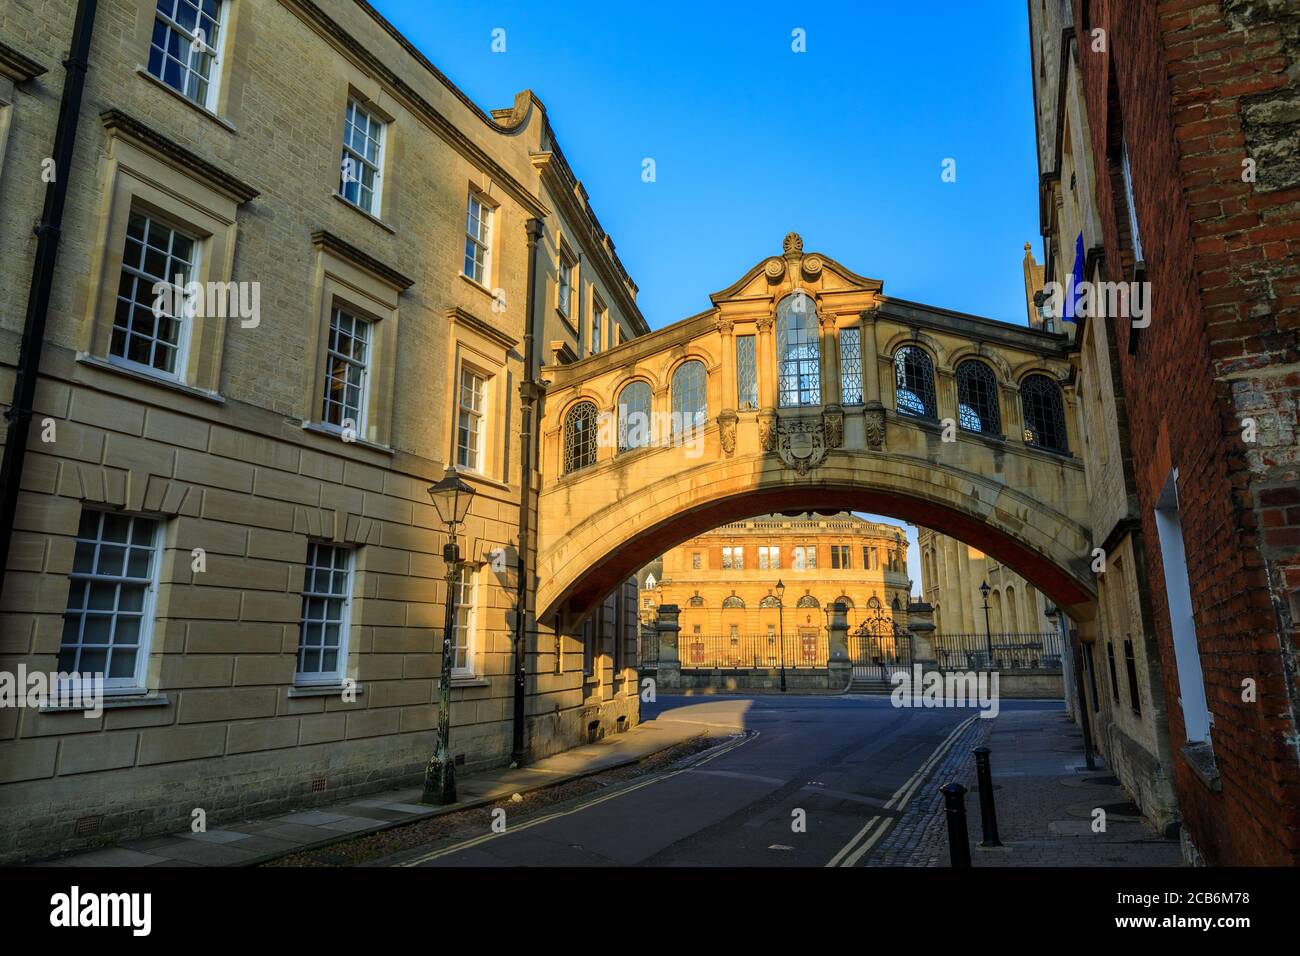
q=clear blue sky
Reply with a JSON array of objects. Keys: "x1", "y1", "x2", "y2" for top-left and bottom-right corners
[
  {"x1": 374, "y1": 1, "x2": 1039, "y2": 592},
  {"x1": 374, "y1": 0, "x2": 1041, "y2": 330}
]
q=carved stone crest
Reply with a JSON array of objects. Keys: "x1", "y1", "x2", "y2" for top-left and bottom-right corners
[
  {"x1": 864, "y1": 402, "x2": 885, "y2": 451},
  {"x1": 783, "y1": 231, "x2": 803, "y2": 255},
  {"x1": 776, "y1": 417, "x2": 828, "y2": 476}
]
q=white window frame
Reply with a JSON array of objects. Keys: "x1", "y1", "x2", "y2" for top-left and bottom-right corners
[
  {"x1": 294, "y1": 542, "x2": 354, "y2": 687},
  {"x1": 452, "y1": 564, "x2": 478, "y2": 678},
  {"x1": 320, "y1": 306, "x2": 372, "y2": 437},
  {"x1": 1153, "y1": 470, "x2": 1211, "y2": 743},
  {"x1": 591, "y1": 294, "x2": 606, "y2": 355},
  {"x1": 455, "y1": 365, "x2": 488, "y2": 473},
  {"x1": 109, "y1": 211, "x2": 201, "y2": 384},
  {"x1": 557, "y1": 246, "x2": 576, "y2": 319},
  {"x1": 147, "y1": 0, "x2": 230, "y2": 111},
  {"x1": 59, "y1": 510, "x2": 162, "y2": 695},
  {"x1": 1120, "y1": 139, "x2": 1145, "y2": 268},
  {"x1": 340, "y1": 97, "x2": 386, "y2": 216},
  {"x1": 463, "y1": 190, "x2": 493, "y2": 286}
]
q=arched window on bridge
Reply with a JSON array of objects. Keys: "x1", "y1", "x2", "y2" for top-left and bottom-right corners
[
  {"x1": 777, "y1": 292, "x2": 821, "y2": 407},
  {"x1": 894, "y1": 346, "x2": 936, "y2": 419},
  {"x1": 1020, "y1": 374, "x2": 1068, "y2": 453},
  {"x1": 563, "y1": 401, "x2": 599, "y2": 474},
  {"x1": 617, "y1": 380, "x2": 652, "y2": 453},
  {"x1": 797, "y1": 593, "x2": 819, "y2": 608},
  {"x1": 956, "y1": 359, "x2": 1001, "y2": 436},
  {"x1": 722, "y1": 593, "x2": 745, "y2": 609},
  {"x1": 671, "y1": 360, "x2": 707, "y2": 443}
]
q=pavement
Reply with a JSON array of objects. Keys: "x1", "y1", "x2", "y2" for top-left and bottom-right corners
[
  {"x1": 34, "y1": 716, "x2": 708, "y2": 867},
  {"x1": 874, "y1": 705, "x2": 1183, "y2": 866},
  {"x1": 36, "y1": 693, "x2": 1183, "y2": 867}
]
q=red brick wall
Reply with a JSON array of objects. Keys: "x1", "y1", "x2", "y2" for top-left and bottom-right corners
[{"x1": 1072, "y1": 0, "x2": 1300, "y2": 864}]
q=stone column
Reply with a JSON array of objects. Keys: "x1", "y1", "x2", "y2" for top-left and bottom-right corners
[
  {"x1": 1003, "y1": 383, "x2": 1024, "y2": 443},
  {"x1": 819, "y1": 312, "x2": 840, "y2": 407},
  {"x1": 860, "y1": 310, "x2": 885, "y2": 449},
  {"x1": 717, "y1": 318, "x2": 738, "y2": 456},
  {"x1": 756, "y1": 314, "x2": 777, "y2": 450},
  {"x1": 958, "y1": 541, "x2": 977, "y2": 633},
  {"x1": 655, "y1": 603, "x2": 681, "y2": 690},
  {"x1": 826, "y1": 601, "x2": 851, "y2": 690}
]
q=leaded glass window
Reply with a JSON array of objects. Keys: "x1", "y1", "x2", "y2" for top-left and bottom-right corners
[
  {"x1": 839, "y1": 327, "x2": 863, "y2": 405},
  {"x1": 618, "y1": 380, "x2": 652, "y2": 452},
  {"x1": 1021, "y1": 374, "x2": 1068, "y2": 452},
  {"x1": 894, "y1": 346, "x2": 936, "y2": 419},
  {"x1": 563, "y1": 401, "x2": 599, "y2": 473},
  {"x1": 777, "y1": 293, "x2": 820, "y2": 407},
  {"x1": 671, "y1": 360, "x2": 707, "y2": 443},
  {"x1": 956, "y1": 360, "x2": 1001, "y2": 435},
  {"x1": 736, "y1": 334, "x2": 758, "y2": 410}
]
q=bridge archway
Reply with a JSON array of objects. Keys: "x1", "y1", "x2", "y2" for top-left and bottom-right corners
[{"x1": 534, "y1": 233, "x2": 1094, "y2": 626}]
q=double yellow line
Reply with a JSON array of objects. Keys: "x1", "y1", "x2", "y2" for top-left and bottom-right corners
[
  {"x1": 398, "y1": 731, "x2": 756, "y2": 867},
  {"x1": 825, "y1": 714, "x2": 978, "y2": 868}
]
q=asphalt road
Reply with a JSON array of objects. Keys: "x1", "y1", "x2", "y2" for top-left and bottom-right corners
[{"x1": 402, "y1": 694, "x2": 1058, "y2": 867}]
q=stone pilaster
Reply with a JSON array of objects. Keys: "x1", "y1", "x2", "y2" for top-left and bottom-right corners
[{"x1": 655, "y1": 603, "x2": 681, "y2": 690}]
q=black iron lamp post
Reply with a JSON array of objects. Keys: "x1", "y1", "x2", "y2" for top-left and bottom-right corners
[
  {"x1": 979, "y1": 580, "x2": 994, "y2": 669},
  {"x1": 422, "y1": 468, "x2": 476, "y2": 805},
  {"x1": 775, "y1": 578, "x2": 787, "y2": 693}
]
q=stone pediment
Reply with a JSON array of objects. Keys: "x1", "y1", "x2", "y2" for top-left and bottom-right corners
[{"x1": 709, "y1": 231, "x2": 884, "y2": 308}]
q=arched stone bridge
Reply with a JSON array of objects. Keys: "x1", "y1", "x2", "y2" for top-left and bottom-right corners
[{"x1": 535, "y1": 234, "x2": 1093, "y2": 625}]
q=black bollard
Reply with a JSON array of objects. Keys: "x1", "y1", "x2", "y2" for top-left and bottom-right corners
[
  {"x1": 972, "y1": 747, "x2": 1002, "y2": 847},
  {"x1": 939, "y1": 782, "x2": 971, "y2": 867}
]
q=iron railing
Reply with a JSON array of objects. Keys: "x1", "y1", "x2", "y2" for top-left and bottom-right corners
[
  {"x1": 933, "y1": 632, "x2": 1064, "y2": 671},
  {"x1": 679, "y1": 632, "x2": 828, "y2": 670},
  {"x1": 638, "y1": 630, "x2": 659, "y2": 669}
]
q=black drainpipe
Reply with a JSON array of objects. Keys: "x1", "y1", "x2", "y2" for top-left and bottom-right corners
[
  {"x1": 0, "y1": 0, "x2": 98, "y2": 604},
  {"x1": 511, "y1": 217, "x2": 545, "y2": 766}
]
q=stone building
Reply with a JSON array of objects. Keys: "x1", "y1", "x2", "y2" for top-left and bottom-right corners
[
  {"x1": 1026, "y1": 0, "x2": 1300, "y2": 863},
  {"x1": 655, "y1": 512, "x2": 912, "y2": 642},
  {"x1": 0, "y1": 0, "x2": 645, "y2": 862},
  {"x1": 916, "y1": 527, "x2": 1055, "y2": 638}
]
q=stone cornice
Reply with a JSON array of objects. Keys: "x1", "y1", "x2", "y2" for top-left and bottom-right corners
[
  {"x1": 99, "y1": 109, "x2": 260, "y2": 204},
  {"x1": 281, "y1": 0, "x2": 549, "y2": 221},
  {"x1": 877, "y1": 296, "x2": 1071, "y2": 357},
  {"x1": 311, "y1": 229, "x2": 414, "y2": 291},
  {"x1": 0, "y1": 42, "x2": 46, "y2": 83},
  {"x1": 445, "y1": 306, "x2": 519, "y2": 352}
]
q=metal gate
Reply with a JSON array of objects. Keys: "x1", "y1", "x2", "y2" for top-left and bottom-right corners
[{"x1": 849, "y1": 615, "x2": 913, "y2": 682}]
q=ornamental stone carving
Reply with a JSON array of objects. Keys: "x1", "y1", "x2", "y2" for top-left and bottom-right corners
[
  {"x1": 864, "y1": 403, "x2": 886, "y2": 451},
  {"x1": 719, "y1": 410, "x2": 738, "y2": 456},
  {"x1": 783, "y1": 232, "x2": 803, "y2": 255},
  {"x1": 823, "y1": 407, "x2": 844, "y2": 449},
  {"x1": 758, "y1": 412, "x2": 777, "y2": 451}
]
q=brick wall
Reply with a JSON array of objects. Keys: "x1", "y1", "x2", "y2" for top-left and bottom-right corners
[{"x1": 1073, "y1": 0, "x2": 1300, "y2": 864}]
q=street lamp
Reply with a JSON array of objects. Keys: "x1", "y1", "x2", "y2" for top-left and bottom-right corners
[
  {"x1": 979, "y1": 580, "x2": 994, "y2": 669},
  {"x1": 422, "y1": 468, "x2": 476, "y2": 805},
  {"x1": 775, "y1": 578, "x2": 787, "y2": 693}
]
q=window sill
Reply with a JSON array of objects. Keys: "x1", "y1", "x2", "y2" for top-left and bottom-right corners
[
  {"x1": 332, "y1": 192, "x2": 396, "y2": 234},
  {"x1": 1180, "y1": 741, "x2": 1221, "y2": 792},
  {"x1": 458, "y1": 470, "x2": 512, "y2": 493},
  {"x1": 458, "y1": 272, "x2": 494, "y2": 297},
  {"x1": 77, "y1": 352, "x2": 225, "y2": 405},
  {"x1": 301, "y1": 420, "x2": 394, "y2": 456},
  {"x1": 441, "y1": 676, "x2": 491, "y2": 689},
  {"x1": 136, "y1": 66, "x2": 237, "y2": 133},
  {"x1": 288, "y1": 683, "x2": 365, "y2": 699},
  {"x1": 40, "y1": 693, "x2": 170, "y2": 714}
]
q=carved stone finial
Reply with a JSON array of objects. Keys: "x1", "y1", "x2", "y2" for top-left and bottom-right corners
[{"x1": 783, "y1": 232, "x2": 803, "y2": 255}]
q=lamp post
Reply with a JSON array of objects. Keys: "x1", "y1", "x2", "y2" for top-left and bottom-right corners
[
  {"x1": 775, "y1": 578, "x2": 787, "y2": 693},
  {"x1": 979, "y1": 580, "x2": 993, "y2": 669},
  {"x1": 422, "y1": 468, "x2": 476, "y2": 805}
]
